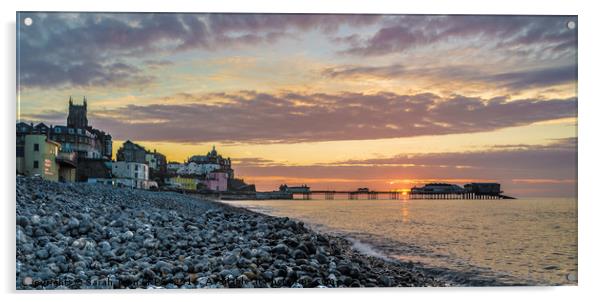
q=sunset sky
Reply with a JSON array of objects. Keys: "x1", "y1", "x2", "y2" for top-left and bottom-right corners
[{"x1": 16, "y1": 13, "x2": 577, "y2": 196}]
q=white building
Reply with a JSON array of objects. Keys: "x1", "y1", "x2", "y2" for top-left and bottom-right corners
[
  {"x1": 176, "y1": 161, "x2": 221, "y2": 176},
  {"x1": 112, "y1": 161, "x2": 149, "y2": 189},
  {"x1": 167, "y1": 162, "x2": 184, "y2": 173}
]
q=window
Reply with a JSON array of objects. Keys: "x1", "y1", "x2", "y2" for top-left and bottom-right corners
[
  {"x1": 33, "y1": 160, "x2": 39, "y2": 169},
  {"x1": 33, "y1": 143, "x2": 39, "y2": 152},
  {"x1": 55, "y1": 128, "x2": 61, "y2": 133}
]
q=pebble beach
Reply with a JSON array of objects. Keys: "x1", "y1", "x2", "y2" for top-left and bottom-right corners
[{"x1": 16, "y1": 176, "x2": 444, "y2": 289}]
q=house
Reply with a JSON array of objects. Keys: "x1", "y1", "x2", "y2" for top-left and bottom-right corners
[
  {"x1": 17, "y1": 134, "x2": 60, "y2": 181},
  {"x1": 166, "y1": 176, "x2": 200, "y2": 191},
  {"x1": 145, "y1": 150, "x2": 167, "y2": 172},
  {"x1": 16, "y1": 134, "x2": 78, "y2": 182},
  {"x1": 116, "y1": 140, "x2": 147, "y2": 164},
  {"x1": 112, "y1": 161, "x2": 149, "y2": 189},
  {"x1": 177, "y1": 146, "x2": 234, "y2": 179},
  {"x1": 202, "y1": 170, "x2": 228, "y2": 192}
]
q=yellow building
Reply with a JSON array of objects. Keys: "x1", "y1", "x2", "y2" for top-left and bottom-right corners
[
  {"x1": 16, "y1": 134, "x2": 77, "y2": 182},
  {"x1": 167, "y1": 176, "x2": 200, "y2": 191},
  {"x1": 18, "y1": 134, "x2": 60, "y2": 181}
]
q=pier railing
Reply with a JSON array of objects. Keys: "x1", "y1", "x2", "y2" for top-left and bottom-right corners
[
  {"x1": 292, "y1": 190, "x2": 514, "y2": 200},
  {"x1": 171, "y1": 188, "x2": 515, "y2": 200}
]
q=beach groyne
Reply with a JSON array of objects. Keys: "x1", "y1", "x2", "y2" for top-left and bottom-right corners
[{"x1": 16, "y1": 176, "x2": 443, "y2": 289}]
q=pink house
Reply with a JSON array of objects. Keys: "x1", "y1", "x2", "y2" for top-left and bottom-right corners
[{"x1": 201, "y1": 170, "x2": 228, "y2": 192}]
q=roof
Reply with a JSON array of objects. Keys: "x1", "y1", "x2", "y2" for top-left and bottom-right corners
[{"x1": 46, "y1": 138, "x2": 61, "y2": 147}]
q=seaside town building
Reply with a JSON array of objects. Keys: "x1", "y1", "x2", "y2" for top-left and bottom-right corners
[
  {"x1": 176, "y1": 146, "x2": 234, "y2": 179},
  {"x1": 145, "y1": 150, "x2": 167, "y2": 173},
  {"x1": 166, "y1": 162, "x2": 184, "y2": 173},
  {"x1": 16, "y1": 134, "x2": 77, "y2": 182},
  {"x1": 17, "y1": 134, "x2": 59, "y2": 181},
  {"x1": 61, "y1": 97, "x2": 112, "y2": 159},
  {"x1": 166, "y1": 176, "x2": 199, "y2": 190},
  {"x1": 16, "y1": 133, "x2": 77, "y2": 182},
  {"x1": 16, "y1": 97, "x2": 113, "y2": 182},
  {"x1": 167, "y1": 170, "x2": 229, "y2": 192},
  {"x1": 16, "y1": 100, "x2": 254, "y2": 192},
  {"x1": 166, "y1": 146, "x2": 253, "y2": 192},
  {"x1": 116, "y1": 140, "x2": 147, "y2": 163},
  {"x1": 112, "y1": 161, "x2": 153, "y2": 189},
  {"x1": 116, "y1": 140, "x2": 168, "y2": 184}
]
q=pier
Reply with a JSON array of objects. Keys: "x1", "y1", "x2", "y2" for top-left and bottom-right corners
[
  {"x1": 178, "y1": 183, "x2": 516, "y2": 201},
  {"x1": 293, "y1": 190, "x2": 514, "y2": 200}
]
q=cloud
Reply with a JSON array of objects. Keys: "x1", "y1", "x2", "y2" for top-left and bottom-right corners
[
  {"x1": 231, "y1": 157, "x2": 279, "y2": 167},
  {"x1": 338, "y1": 15, "x2": 577, "y2": 57},
  {"x1": 22, "y1": 90, "x2": 575, "y2": 144},
  {"x1": 207, "y1": 14, "x2": 381, "y2": 34},
  {"x1": 143, "y1": 60, "x2": 174, "y2": 69},
  {"x1": 17, "y1": 13, "x2": 381, "y2": 89},
  {"x1": 19, "y1": 60, "x2": 155, "y2": 88},
  {"x1": 333, "y1": 137, "x2": 577, "y2": 179},
  {"x1": 486, "y1": 65, "x2": 577, "y2": 90},
  {"x1": 321, "y1": 63, "x2": 577, "y2": 91}
]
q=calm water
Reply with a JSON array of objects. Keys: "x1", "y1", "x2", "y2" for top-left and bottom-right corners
[{"x1": 225, "y1": 197, "x2": 577, "y2": 286}]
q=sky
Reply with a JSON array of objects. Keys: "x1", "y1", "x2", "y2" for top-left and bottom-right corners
[{"x1": 16, "y1": 13, "x2": 578, "y2": 197}]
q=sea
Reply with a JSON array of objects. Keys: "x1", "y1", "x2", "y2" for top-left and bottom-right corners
[{"x1": 224, "y1": 197, "x2": 577, "y2": 286}]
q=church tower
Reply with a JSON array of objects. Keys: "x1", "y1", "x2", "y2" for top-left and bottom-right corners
[{"x1": 67, "y1": 96, "x2": 88, "y2": 129}]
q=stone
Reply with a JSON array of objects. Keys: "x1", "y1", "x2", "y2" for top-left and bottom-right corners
[
  {"x1": 272, "y1": 244, "x2": 289, "y2": 255},
  {"x1": 316, "y1": 253, "x2": 329, "y2": 264},
  {"x1": 143, "y1": 239, "x2": 157, "y2": 249},
  {"x1": 337, "y1": 263, "x2": 352, "y2": 275},
  {"x1": 98, "y1": 241, "x2": 111, "y2": 252},
  {"x1": 261, "y1": 270, "x2": 274, "y2": 281},
  {"x1": 293, "y1": 249, "x2": 308, "y2": 260},
  {"x1": 379, "y1": 276, "x2": 393, "y2": 287},
  {"x1": 291, "y1": 282, "x2": 303, "y2": 288},
  {"x1": 122, "y1": 231, "x2": 134, "y2": 241},
  {"x1": 297, "y1": 275, "x2": 313, "y2": 287},
  {"x1": 327, "y1": 273, "x2": 337, "y2": 287},
  {"x1": 31, "y1": 215, "x2": 41, "y2": 225},
  {"x1": 219, "y1": 269, "x2": 233, "y2": 279},
  {"x1": 17, "y1": 216, "x2": 29, "y2": 228},
  {"x1": 243, "y1": 271, "x2": 256, "y2": 280},
  {"x1": 35, "y1": 248, "x2": 49, "y2": 260},
  {"x1": 14, "y1": 176, "x2": 440, "y2": 290},
  {"x1": 222, "y1": 253, "x2": 239, "y2": 266},
  {"x1": 68, "y1": 217, "x2": 80, "y2": 229}
]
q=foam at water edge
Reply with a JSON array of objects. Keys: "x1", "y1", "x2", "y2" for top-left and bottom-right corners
[{"x1": 346, "y1": 237, "x2": 390, "y2": 260}]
